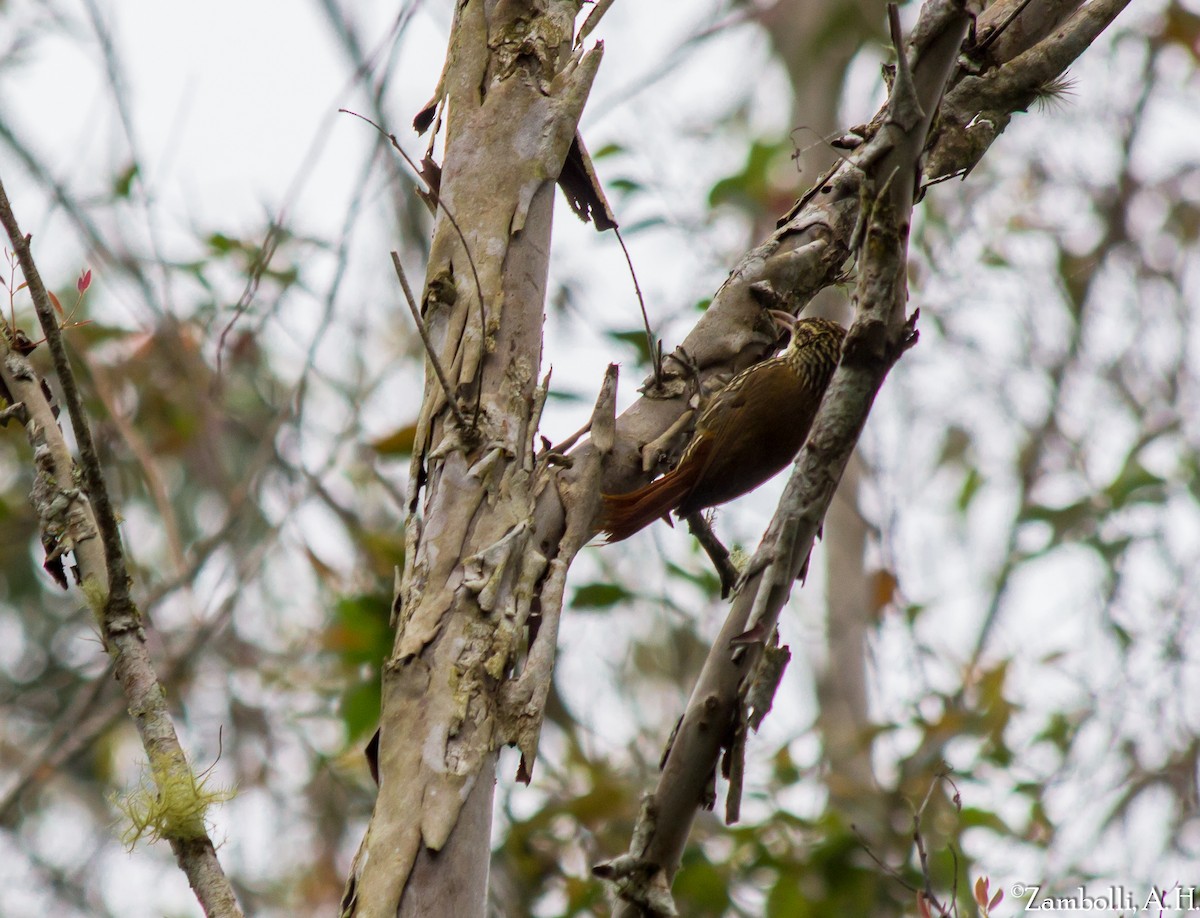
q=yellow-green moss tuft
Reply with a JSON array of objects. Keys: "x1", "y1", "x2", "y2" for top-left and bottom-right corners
[{"x1": 111, "y1": 763, "x2": 235, "y2": 849}]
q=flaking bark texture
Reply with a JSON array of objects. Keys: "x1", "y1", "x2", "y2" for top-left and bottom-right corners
[
  {"x1": 341, "y1": 3, "x2": 601, "y2": 916},
  {"x1": 340, "y1": 0, "x2": 1133, "y2": 913}
]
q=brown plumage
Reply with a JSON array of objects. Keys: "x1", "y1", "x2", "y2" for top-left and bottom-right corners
[{"x1": 598, "y1": 317, "x2": 846, "y2": 543}]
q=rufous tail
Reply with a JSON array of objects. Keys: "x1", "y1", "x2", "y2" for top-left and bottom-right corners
[{"x1": 597, "y1": 464, "x2": 699, "y2": 543}]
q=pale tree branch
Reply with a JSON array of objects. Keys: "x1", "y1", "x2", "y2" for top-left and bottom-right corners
[
  {"x1": 601, "y1": 0, "x2": 961, "y2": 895},
  {"x1": 927, "y1": 0, "x2": 1132, "y2": 180},
  {"x1": 583, "y1": 0, "x2": 1141, "y2": 911},
  {"x1": 0, "y1": 177, "x2": 243, "y2": 918},
  {"x1": 540, "y1": 0, "x2": 1131, "y2": 564}
]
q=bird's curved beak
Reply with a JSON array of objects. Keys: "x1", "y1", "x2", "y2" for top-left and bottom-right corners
[{"x1": 767, "y1": 308, "x2": 796, "y2": 345}]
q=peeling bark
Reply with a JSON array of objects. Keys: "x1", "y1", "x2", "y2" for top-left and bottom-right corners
[{"x1": 342, "y1": 3, "x2": 601, "y2": 915}]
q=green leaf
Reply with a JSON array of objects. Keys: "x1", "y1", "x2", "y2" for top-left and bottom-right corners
[
  {"x1": 708, "y1": 138, "x2": 787, "y2": 212},
  {"x1": 771, "y1": 745, "x2": 801, "y2": 786},
  {"x1": 340, "y1": 678, "x2": 381, "y2": 742},
  {"x1": 606, "y1": 328, "x2": 654, "y2": 366},
  {"x1": 666, "y1": 559, "x2": 722, "y2": 597},
  {"x1": 592, "y1": 142, "x2": 624, "y2": 159},
  {"x1": 958, "y1": 806, "x2": 1013, "y2": 835},
  {"x1": 1084, "y1": 533, "x2": 1132, "y2": 564},
  {"x1": 981, "y1": 246, "x2": 1011, "y2": 267},
  {"x1": 1021, "y1": 499, "x2": 1092, "y2": 541},
  {"x1": 938, "y1": 426, "x2": 972, "y2": 466},
  {"x1": 766, "y1": 877, "x2": 808, "y2": 918},
  {"x1": 371, "y1": 423, "x2": 418, "y2": 456},
  {"x1": 1034, "y1": 711, "x2": 1079, "y2": 752},
  {"x1": 1109, "y1": 619, "x2": 1133, "y2": 650},
  {"x1": 619, "y1": 215, "x2": 667, "y2": 234},
  {"x1": 544, "y1": 388, "x2": 587, "y2": 403},
  {"x1": 571, "y1": 582, "x2": 632, "y2": 610},
  {"x1": 112, "y1": 162, "x2": 139, "y2": 199},
  {"x1": 674, "y1": 850, "x2": 731, "y2": 916},
  {"x1": 1184, "y1": 455, "x2": 1200, "y2": 504},
  {"x1": 957, "y1": 466, "x2": 983, "y2": 513},
  {"x1": 327, "y1": 593, "x2": 391, "y2": 666},
  {"x1": 207, "y1": 232, "x2": 242, "y2": 254}
]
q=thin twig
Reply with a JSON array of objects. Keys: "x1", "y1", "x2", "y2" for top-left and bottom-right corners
[
  {"x1": 576, "y1": 0, "x2": 615, "y2": 46},
  {"x1": 849, "y1": 824, "x2": 919, "y2": 893},
  {"x1": 216, "y1": 219, "x2": 283, "y2": 378},
  {"x1": 85, "y1": 355, "x2": 187, "y2": 575},
  {"x1": 546, "y1": 417, "x2": 593, "y2": 456},
  {"x1": 912, "y1": 769, "x2": 954, "y2": 916},
  {"x1": 971, "y1": 0, "x2": 1038, "y2": 57},
  {"x1": 0, "y1": 666, "x2": 112, "y2": 821},
  {"x1": 390, "y1": 251, "x2": 468, "y2": 430},
  {"x1": 913, "y1": 811, "x2": 944, "y2": 914},
  {"x1": 684, "y1": 512, "x2": 739, "y2": 598},
  {"x1": 613, "y1": 225, "x2": 661, "y2": 390},
  {"x1": 215, "y1": 8, "x2": 417, "y2": 375},
  {"x1": 948, "y1": 843, "x2": 961, "y2": 918},
  {"x1": 340, "y1": 108, "x2": 488, "y2": 419},
  {"x1": 0, "y1": 193, "x2": 130, "y2": 602}
]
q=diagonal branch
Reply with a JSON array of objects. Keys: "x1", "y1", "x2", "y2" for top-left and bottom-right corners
[
  {"x1": 391, "y1": 250, "x2": 468, "y2": 430},
  {"x1": 585, "y1": 0, "x2": 1132, "y2": 910},
  {"x1": 537, "y1": 1, "x2": 1131, "y2": 576},
  {"x1": 594, "y1": 3, "x2": 971, "y2": 914},
  {"x1": 0, "y1": 177, "x2": 244, "y2": 918},
  {"x1": 927, "y1": 0, "x2": 1132, "y2": 180}
]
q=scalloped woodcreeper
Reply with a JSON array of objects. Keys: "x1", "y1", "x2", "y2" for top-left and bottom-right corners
[{"x1": 597, "y1": 317, "x2": 846, "y2": 542}]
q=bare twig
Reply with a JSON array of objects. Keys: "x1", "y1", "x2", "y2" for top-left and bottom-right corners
[
  {"x1": 0, "y1": 665, "x2": 113, "y2": 821},
  {"x1": 604, "y1": 4, "x2": 971, "y2": 912},
  {"x1": 850, "y1": 823, "x2": 920, "y2": 893},
  {"x1": 541, "y1": 415, "x2": 593, "y2": 460},
  {"x1": 215, "y1": 219, "x2": 284, "y2": 378},
  {"x1": 911, "y1": 769, "x2": 961, "y2": 916},
  {"x1": 84, "y1": 355, "x2": 188, "y2": 575},
  {"x1": 340, "y1": 107, "x2": 488, "y2": 421},
  {"x1": 391, "y1": 251, "x2": 468, "y2": 430},
  {"x1": 576, "y1": 0, "x2": 616, "y2": 46},
  {"x1": 215, "y1": 5, "x2": 418, "y2": 375},
  {"x1": 613, "y1": 225, "x2": 662, "y2": 390},
  {"x1": 683, "y1": 512, "x2": 739, "y2": 598},
  {"x1": 970, "y1": 0, "x2": 1037, "y2": 57}
]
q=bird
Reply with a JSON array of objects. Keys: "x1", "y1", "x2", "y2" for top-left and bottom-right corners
[{"x1": 597, "y1": 316, "x2": 846, "y2": 543}]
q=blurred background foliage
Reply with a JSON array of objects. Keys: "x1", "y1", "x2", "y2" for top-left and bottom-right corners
[{"x1": 1, "y1": 1, "x2": 1198, "y2": 916}]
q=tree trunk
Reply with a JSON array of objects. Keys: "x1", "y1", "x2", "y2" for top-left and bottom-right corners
[{"x1": 341, "y1": 3, "x2": 600, "y2": 914}]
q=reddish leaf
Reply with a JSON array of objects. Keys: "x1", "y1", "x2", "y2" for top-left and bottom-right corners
[
  {"x1": 975, "y1": 877, "x2": 989, "y2": 908},
  {"x1": 990, "y1": 889, "x2": 1005, "y2": 910},
  {"x1": 917, "y1": 892, "x2": 933, "y2": 918},
  {"x1": 48, "y1": 291, "x2": 63, "y2": 315},
  {"x1": 77, "y1": 268, "x2": 92, "y2": 293}
]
